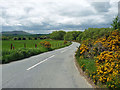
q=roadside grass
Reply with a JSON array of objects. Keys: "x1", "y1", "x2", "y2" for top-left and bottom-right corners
[
  {"x1": 76, "y1": 57, "x2": 97, "y2": 76},
  {"x1": 1, "y1": 39, "x2": 71, "y2": 64},
  {"x1": 75, "y1": 56, "x2": 99, "y2": 86}
]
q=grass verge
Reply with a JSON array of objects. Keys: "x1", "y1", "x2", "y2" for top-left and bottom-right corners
[
  {"x1": 75, "y1": 56, "x2": 97, "y2": 78},
  {"x1": 75, "y1": 56, "x2": 100, "y2": 88}
]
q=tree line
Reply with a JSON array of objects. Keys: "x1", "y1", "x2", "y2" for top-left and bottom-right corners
[
  {"x1": 49, "y1": 28, "x2": 113, "y2": 42},
  {"x1": 50, "y1": 16, "x2": 120, "y2": 42}
]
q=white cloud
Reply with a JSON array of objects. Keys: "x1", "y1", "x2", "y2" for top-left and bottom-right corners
[{"x1": 0, "y1": 0, "x2": 119, "y2": 33}]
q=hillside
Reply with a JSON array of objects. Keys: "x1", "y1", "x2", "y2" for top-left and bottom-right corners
[{"x1": 2, "y1": 31, "x2": 31, "y2": 35}]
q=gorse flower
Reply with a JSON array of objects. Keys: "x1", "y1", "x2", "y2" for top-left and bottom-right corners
[
  {"x1": 77, "y1": 30, "x2": 120, "y2": 88},
  {"x1": 39, "y1": 41, "x2": 51, "y2": 49}
]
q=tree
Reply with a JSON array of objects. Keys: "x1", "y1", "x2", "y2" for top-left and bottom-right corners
[
  {"x1": 118, "y1": 17, "x2": 120, "y2": 30},
  {"x1": 23, "y1": 37, "x2": 26, "y2": 40},
  {"x1": 64, "y1": 32, "x2": 74, "y2": 41},
  {"x1": 111, "y1": 16, "x2": 120, "y2": 30},
  {"x1": 50, "y1": 31, "x2": 66, "y2": 40},
  {"x1": 64, "y1": 31, "x2": 82, "y2": 41},
  {"x1": 34, "y1": 37, "x2": 37, "y2": 40},
  {"x1": 18, "y1": 37, "x2": 21, "y2": 40},
  {"x1": 28, "y1": 37, "x2": 32, "y2": 40},
  {"x1": 14, "y1": 37, "x2": 18, "y2": 40}
]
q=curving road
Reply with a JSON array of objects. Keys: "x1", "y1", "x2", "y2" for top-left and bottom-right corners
[{"x1": 2, "y1": 42, "x2": 92, "y2": 88}]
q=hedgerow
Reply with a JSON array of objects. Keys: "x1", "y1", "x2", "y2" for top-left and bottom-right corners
[{"x1": 2, "y1": 48, "x2": 43, "y2": 64}]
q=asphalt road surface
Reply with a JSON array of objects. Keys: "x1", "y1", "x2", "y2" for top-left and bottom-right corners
[{"x1": 2, "y1": 42, "x2": 92, "y2": 88}]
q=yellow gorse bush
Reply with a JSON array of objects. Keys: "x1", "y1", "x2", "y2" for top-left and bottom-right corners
[
  {"x1": 78, "y1": 30, "x2": 120, "y2": 88},
  {"x1": 39, "y1": 41, "x2": 51, "y2": 48},
  {"x1": 94, "y1": 30, "x2": 120, "y2": 51},
  {"x1": 96, "y1": 51, "x2": 120, "y2": 88},
  {"x1": 80, "y1": 44, "x2": 88, "y2": 54},
  {"x1": 95, "y1": 30, "x2": 120, "y2": 88}
]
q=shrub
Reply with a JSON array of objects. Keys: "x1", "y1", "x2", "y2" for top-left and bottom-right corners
[
  {"x1": 22, "y1": 37, "x2": 26, "y2": 40},
  {"x1": 77, "y1": 30, "x2": 120, "y2": 59},
  {"x1": 76, "y1": 30, "x2": 120, "y2": 88},
  {"x1": 64, "y1": 40, "x2": 67, "y2": 44},
  {"x1": 39, "y1": 41, "x2": 51, "y2": 49},
  {"x1": 2, "y1": 48, "x2": 42, "y2": 64},
  {"x1": 77, "y1": 28, "x2": 113, "y2": 41},
  {"x1": 96, "y1": 51, "x2": 120, "y2": 88}
]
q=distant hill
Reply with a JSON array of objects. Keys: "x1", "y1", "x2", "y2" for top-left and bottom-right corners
[{"x1": 2, "y1": 31, "x2": 31, "y2": 35}]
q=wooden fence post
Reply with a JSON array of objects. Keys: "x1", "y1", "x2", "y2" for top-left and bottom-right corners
[
  {"x1": 35, "y1": 44, "x2": 37, "y2": 48},
  {"x1": 13, "y1": 46, "x2": 14, "y2": 50}
]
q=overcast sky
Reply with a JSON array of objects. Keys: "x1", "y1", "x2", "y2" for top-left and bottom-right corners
[{"x1": 0, "y1": 0, "x2": 119, "y2": 34}]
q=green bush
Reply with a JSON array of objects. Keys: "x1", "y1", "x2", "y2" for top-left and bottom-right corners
[
  {"x1": 2, "y1": 48, "x2": 43, "y2": 64},
  {"x1": 50, "y1": 31, "x2": 66, "y2": 40},
  {"x1": 76, "y1": 28, "x2": 113, "y2": 42},
  {"x1": 64, "y1": 31, "x2": 82, "y2": 41}
]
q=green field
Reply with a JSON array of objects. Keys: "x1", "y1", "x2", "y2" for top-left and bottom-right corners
[
  {"x1": 1, "y1": 39, "x2": 71, "y2": 64},
  {"x1": 2, "y1": 39, "x2": 69, "y2": 50}
]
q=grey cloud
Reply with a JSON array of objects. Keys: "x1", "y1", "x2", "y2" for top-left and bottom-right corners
[
  {"x1": 91, "y1": 2, "x2": 111, "y2": 13},
  {"x1": 56, "y1": 3, "x2": 96, "y2": 17},
  {"x1": 2, "y1": 21, "x2": 111, "y2": 32},
  {"x1": 58, "y1": 9, "x2": 95, "y2": 17},
  {"x1": 0, "y1": 0, "x2": 118, "y2": 34}
]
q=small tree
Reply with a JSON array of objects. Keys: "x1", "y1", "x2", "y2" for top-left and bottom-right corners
[
  {"x1": 34, "y1": 37, "x2": 37, "y2": 40},
  {"x1": 118, "y1": 17, "x2": 120, "y2": 30},
  {"x1": 14, "y1": 37, "x2": 17, "y2": 40},
  {"x1": 23, "y1": 37, "x2": 26, "y2": 40},
  {"x1": 64, "y1": 40, "x2": 67, "y2": 44},
  {"x1": 28, "y1": 37, "x2": 32, "y2": 40},
  {"x1": 111, "y1": 16, "x2": 120, "y2": 30},
  {"x1": 18, "y1": 38, "x2": 21, "y2": 40}
]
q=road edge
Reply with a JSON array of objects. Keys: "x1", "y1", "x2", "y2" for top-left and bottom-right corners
[{"x1": 74, "y1": 56, "x2": 98, "y2": 88}]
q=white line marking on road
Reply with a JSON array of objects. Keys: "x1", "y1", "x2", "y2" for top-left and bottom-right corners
[
  {"x1": 61, "y1": 50, "x2": 67, "y2": 53},
  {"x1": 26, "y1": 55, "x2": 55, "y2": 71}
]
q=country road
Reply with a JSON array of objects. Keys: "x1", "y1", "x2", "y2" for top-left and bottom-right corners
[{"x1": 2, "y1": 42, "x2": 92, "y2": 88}]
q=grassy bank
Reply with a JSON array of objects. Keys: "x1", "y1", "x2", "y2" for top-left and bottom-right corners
[
  {"x1": 76, "y1": 57, "x2": 96, "y2": 74},
  {"x1": 75, "y1": 57, "x2": 98, "y2": 85},
  {"x1": 75, "y1": 30, "x2": 120, "y2": 89},
  {"x1": 1, "y1": 39, "x2": 71, "y2": 64}
]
